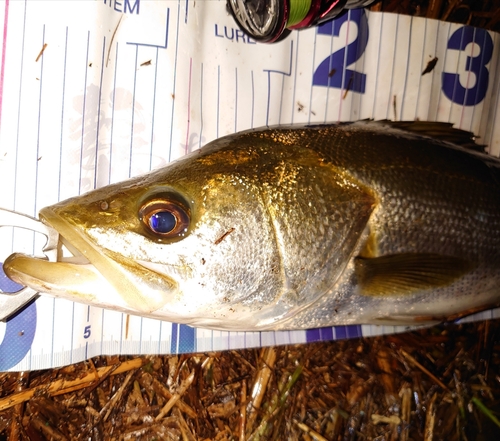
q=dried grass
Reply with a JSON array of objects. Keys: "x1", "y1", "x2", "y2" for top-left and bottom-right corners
[{"x1": 0, "y1": 320, "x2": 499, "y2": 440}]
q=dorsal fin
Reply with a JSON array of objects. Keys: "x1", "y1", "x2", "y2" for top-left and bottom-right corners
[{"x1": 377, "y1": 120, "x2": 486, "y2": 153}]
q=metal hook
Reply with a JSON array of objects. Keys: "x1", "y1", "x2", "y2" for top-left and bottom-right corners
[{"x1": 0, "y1": 208, "x2": 60, "y2": 321}]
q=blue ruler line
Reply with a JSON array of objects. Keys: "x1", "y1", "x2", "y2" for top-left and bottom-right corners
[{"x1": 171, "y1": 323, "x2": 196, "y2": 354}]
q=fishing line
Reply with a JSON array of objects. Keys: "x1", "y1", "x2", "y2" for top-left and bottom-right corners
[{"x1": 287, "y1": 0, "x2": 312, "y2": 27}]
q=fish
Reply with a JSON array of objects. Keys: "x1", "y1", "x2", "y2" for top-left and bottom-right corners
[{"x1": 4, "y1": 120, "x2": 500, "y2": 330}]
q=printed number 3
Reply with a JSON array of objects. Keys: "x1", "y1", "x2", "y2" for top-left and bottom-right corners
[
  {"x1": 442, "y1": 26, "x2": 493, "y2": 106},
  {"x1": 83, "y1": 325, "x2": 91, "y2": 339},
  {"x1": 312, "y1": 9, "x2": 369, "y2": 93}
]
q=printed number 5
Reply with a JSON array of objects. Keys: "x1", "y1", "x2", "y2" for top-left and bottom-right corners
[
  {"x1": 83, "y1": 325, "x2": 91, "y2": 339},
  {"x1": 442, "y1": 26, "x2": 493, "y2": 106},
  {"x1": 312, "y1": 9, "x2": 369, "y2": 93}
]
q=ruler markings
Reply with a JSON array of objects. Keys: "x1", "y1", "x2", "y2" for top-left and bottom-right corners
[
  {"x1": 127, "y1": 8, "x2": 170, "y2": 48},
  {"x1": 458, "y1": 28, "x2": 475, "y2": 128},
  {"x1": 119, "y1": 313, "x2": 124, "y2": 354},
  {"x1": 466, "y1": 28, "x2": 489, "y2": 130},
  {"x1": 11, "y1": 0, "x2": 27, "y2": 216},
  {"x1": 217, "y1": 64, "x2": 220, "y2": 138},
  {"x1": 149, "y1": 46, "x2": 160, "y2": 170},
  {"x1": 308, "y1": 32, "x2": 317, "y2": 124},
  {"x1": 58, "y1": 27, "x2": 69, "y2": 201},
  {"x1": 156, "y1": 317, "x2": 162, "y2": 354},
  {"x1": 100, "y1": 308, "x2": 104, "y2": 356},
  {"x1": 429, "y1": 19, "x2": 440, "y2": 122},
  {"x1": 486, "y1": 35, "x2": 500, "y2": 152},
  {"x1": 386, "y1": 16, "x2": 397, "y2": 120},
  {"x1": 278, "y1": 70, "x2": 284, "y2": 124},
  {"x1": 129, "y1": 44, "x2": 139, "y2": 178},
  {"x1": 250, "y1": 69, "x2": 254, "y2": 128},
  {"x1": 138, "y1": 317, "x2": 143, "y2": 353},
  {"x1": 398, "y1": 15, "x2": 411, "y2": 121},
  {"x1": 442, "y1": 22, "x2": 456, "y2": 123},
  {"x1": 371, "y1": 12, "x2": 383, "y2": 118},
  {"x1": 33, "y1": 24, "x2": 45, "y2": 242},
  {"x1": 263, "y1": 40, "x2": 293, "y2": 126},
  {"x1": 50, "y1": 298, "x2": 56, "y2": 368},
  {"x1": 93, "y1": 36, "x2": 107, "y2": 189},
  {"x1": 482, "y1": 33, "x2": 498, "y2": 148},
  {"x1": 323, "y1": 18, "x2": 334, "y2": 121},
  {"x1": 77, "y1": 31, "x2": 91, "y2": 195},
  {"x1": 109, "y1": 42, "x2": 119, "y2": 183},
  {"x1": 413, "y1": 16, "x2": 426, "y2": 120},
  {"x1": 171, "y1": 323, "x2": 178, "y2": 354},
  {"x1": 337, "y1": 10, "x2": 350, "y2": 121},
  {"x1": 199, "y1": 62, "x2": 204, "y2": 148},
  {"x1": 0, "y1": 0, "x2": 10, "y2": 130},
  {"x1": 31, "y1": 25, "x2": 45, "y2": 264},
  {"x1": 291, "y1": 31, "x2": 300, "y2": 124},
  {"x1": 168, "y1": 3, "x2": 181, "y2": 162},
  {"x1": 234, "y1": 66, "x2": 238, "y2": 132},
  {"x1": 357, "y1": 11, "x2": 368, "y2": 120},
  {"x1": 265, "y1": 69, "x2": 271, "y2": 126},
  {"x1": 184, "y1": 57, "x2": 192, "y2": 154}
]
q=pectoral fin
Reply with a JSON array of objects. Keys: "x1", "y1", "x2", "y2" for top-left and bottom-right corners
[{"x1": 355, "y1": 253, "x2": 475, "y2": 297}]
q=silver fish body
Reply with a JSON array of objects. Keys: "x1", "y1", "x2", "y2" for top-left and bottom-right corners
[{"x1": 4, "y1": 121, "x2": 500, "y2": 330}]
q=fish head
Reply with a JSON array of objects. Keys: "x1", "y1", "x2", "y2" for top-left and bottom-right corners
[{"x1": 4, "y1": 136, "x2": 295, "y2": 328}]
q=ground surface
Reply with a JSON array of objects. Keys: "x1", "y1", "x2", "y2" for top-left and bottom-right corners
[{"x1": 0, "y1": 319, "x2": 500, "y2": 440}]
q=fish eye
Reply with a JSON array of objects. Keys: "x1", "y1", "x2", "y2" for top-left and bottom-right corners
[{"x1": 139, "y1": 198, "x2": 190, "y2": 237}]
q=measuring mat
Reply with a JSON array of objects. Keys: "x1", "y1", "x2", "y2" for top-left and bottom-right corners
[{"x1": 0, "y1": 0, "x2": 500, "y2": 371}]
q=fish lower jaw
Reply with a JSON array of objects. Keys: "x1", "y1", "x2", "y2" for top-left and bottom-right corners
[{"x1": 2, "y1": 253, "x2": 131, "y2": 310}]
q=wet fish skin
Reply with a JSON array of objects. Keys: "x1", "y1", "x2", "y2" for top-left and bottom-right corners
[{"x1": 4, "y1": 121, "x2": 500, "y2": 330}]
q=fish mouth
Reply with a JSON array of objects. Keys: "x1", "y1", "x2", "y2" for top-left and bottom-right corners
[{"x1": 3, "y1": 207, "x2": 177, "y2": 314}]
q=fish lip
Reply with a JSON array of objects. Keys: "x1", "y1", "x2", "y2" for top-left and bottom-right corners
[
  {"x1": 1, "y1": 206, "x2": 118, "y2": 303},
  {"x1": 22, "y1": 206, "x2": 178, "y2": 314}
]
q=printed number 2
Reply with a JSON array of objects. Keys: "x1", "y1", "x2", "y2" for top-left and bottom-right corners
[
  {"x1": 442, "y1": 26, "x2": 493, "y2": 106},
  {"x1": 83, "y1": 325, "x2": 91, "y2": 339},
  {"x1": 312, "y1": 9, "x2": 369, "y2": 93}
]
